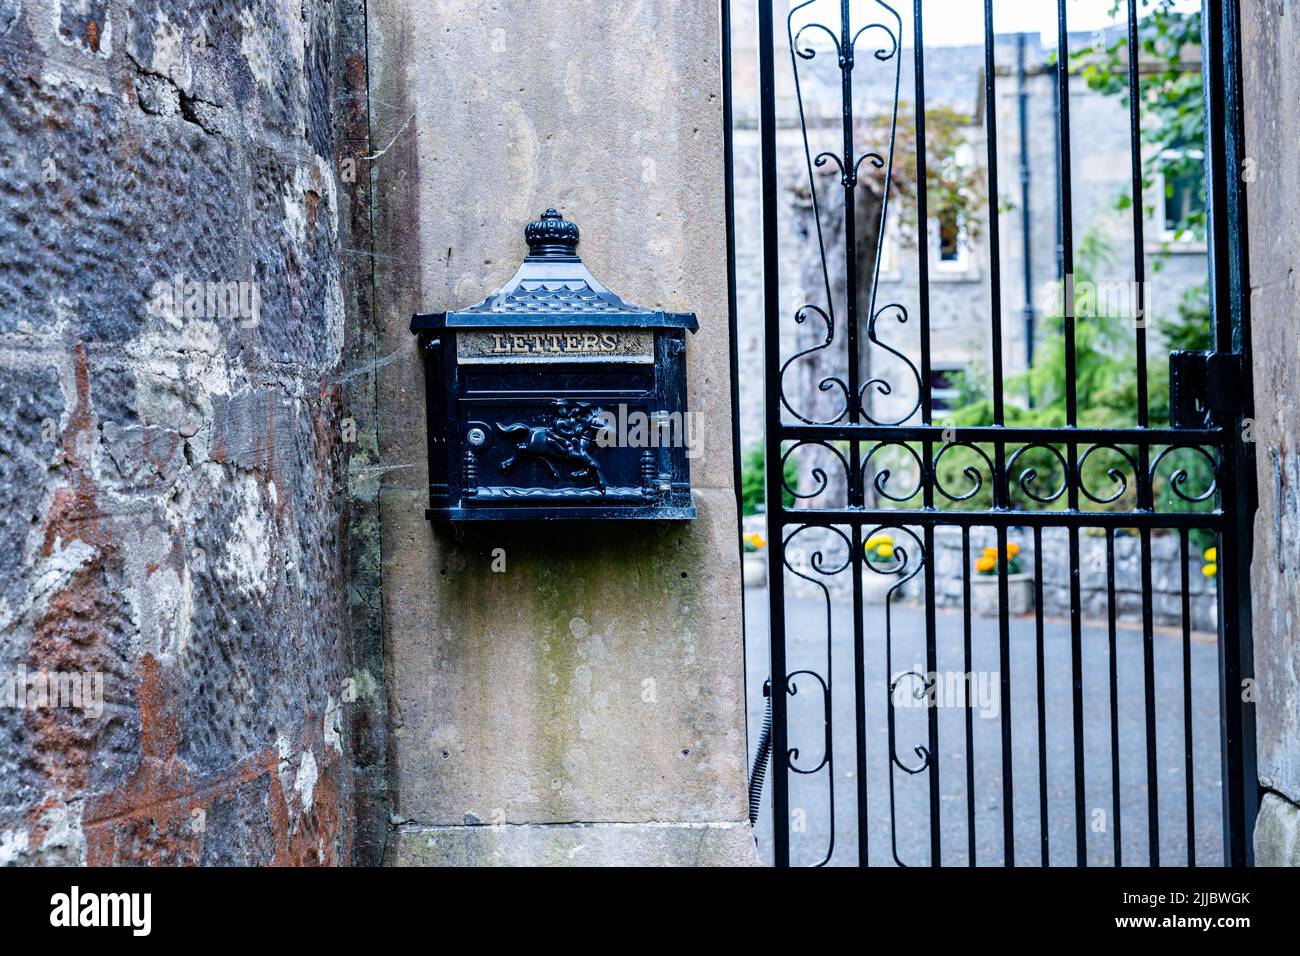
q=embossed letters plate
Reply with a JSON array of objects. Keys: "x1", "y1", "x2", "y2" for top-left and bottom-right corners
[{"x1": 456, "y1": 329, "x2": 653, "y2": 364}]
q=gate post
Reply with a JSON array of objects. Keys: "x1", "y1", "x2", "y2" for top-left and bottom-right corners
[
  {"x1": 1235, "y1": 0, "x2": 1300, "y2": 866},
  {"x1": 367, "y1": 0, "x2": 755, "y2": 865}
]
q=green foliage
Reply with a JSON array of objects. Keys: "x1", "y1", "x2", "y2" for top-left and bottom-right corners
[
  {"x1": 741, "y1": 443, "x2": 799, "y2": 516},
  {"x1": 1072, "y1": 0, "x2": 1205, "y2": 241},
  {"x1": 865, "y1": 105, "x2": 987, "y2": 246},
  {"x1": 1158, "y1": 281, "x2": 1212, "y2": 352},
  {"x1": 924, "y1": 231, "x2": 1216, "y2": 522}
]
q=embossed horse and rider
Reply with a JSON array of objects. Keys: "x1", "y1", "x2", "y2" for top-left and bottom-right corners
[{"x1": 495, "y1": 399, "x2": 610, "y2": 492}]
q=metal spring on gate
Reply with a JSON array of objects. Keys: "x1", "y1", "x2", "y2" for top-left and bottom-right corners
[{"x1": 748, "y1": 678, "x2": 773, "y2": 827}]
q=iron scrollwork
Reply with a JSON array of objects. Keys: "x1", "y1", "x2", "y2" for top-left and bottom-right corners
[
  {"x1": 780, "y1": 522, "x2": 852, "y2": 866},
  {"x1": 781, "y1": 0, "x2": 918, "y2": 428},
  {"x1": 781, "y1": 440, "x2": 850, "y2": 505},
  {"x1": 1150, "y1": 444, "x2": 1219, "y2": 505}
]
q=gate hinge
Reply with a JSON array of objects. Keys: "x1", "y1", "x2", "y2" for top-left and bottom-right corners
[{"x1": 1170, "y1": 350, "x2": 1246, "y2": 428}]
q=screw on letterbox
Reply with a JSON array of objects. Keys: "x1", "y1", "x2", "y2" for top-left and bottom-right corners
[
  {"x1": 640, "y1": 450, "x2": 656, "y2": 497},
  {"x1": 463, "y1": 448, "x2": 478, "y2": 494}
]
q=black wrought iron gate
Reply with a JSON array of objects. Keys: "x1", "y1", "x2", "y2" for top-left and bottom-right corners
[{"x1": 753, "y1": 0, "x2": 1256, "y2": 866}]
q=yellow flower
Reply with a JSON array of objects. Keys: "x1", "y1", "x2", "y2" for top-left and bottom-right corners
[
  {"x1": 744, "y1": 532, "x2": 766, "y2": 549},
  {"x1": 1006, "y1": 542, "x2": 1021, "y2": 558},
  {"x1": 975, "y1": 556, "x2": 996, "y2": 573},
  {"x1": 1202, "y1": 563, "x2": 1217, "y2": 578},
  {"x1": 1203, "y1": 547, "x2": 1217, "y2": 563},
  {"x1": 982, "y1": 546, "x2": 998, "y2": 558},
  {"x1": 875, "y1": 543, "x2": 894, "y2": 559},
  {"x1": 865, "y1": 533, "x2": 893, "y2": 549}
]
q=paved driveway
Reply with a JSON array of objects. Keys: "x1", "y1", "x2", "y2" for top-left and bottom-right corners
[{"x1": 744, "y1": 589, "x2": 1225, "y2": 867}]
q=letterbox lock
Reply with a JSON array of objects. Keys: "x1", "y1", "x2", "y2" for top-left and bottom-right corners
[{"x1": 410, "y1": 208, "x2": 699, "y2": 521}]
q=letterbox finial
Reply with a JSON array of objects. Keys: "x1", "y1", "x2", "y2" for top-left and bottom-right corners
[{"x1": 525, "y1": 208, "x2": 580, "y2": 258}]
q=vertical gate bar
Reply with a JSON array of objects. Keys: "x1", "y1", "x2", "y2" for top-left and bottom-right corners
[
  {"x1": 983, "y1": 0, "x2": 1014, "y2": 868},
  {"x1": 838, "y1": 0, "x2": 869, "y2": 868},
  {"x1": 757, "y1": 0, "x2": 790, "y2": 869},
  {"x1": 1125, "y1": 25, "x2": 1154, "y2": 871},
  {"x1": 852, "y1": 522, "x2": 869, "y2": 866},
  {"x1": 1126, "y1": 0, "x2": 1149, "y2": 429},
  {"x1": 1056, "y1": 0, "x2": 1086, "y2": 869},
  {"x1": 1055, "y1": 5, "x2": 1076, "y2": 429},
  {"x1": 1123, "y1": 0, "x2": 1155, "y2": 861},
  {"x1": 913, "y1": 0, "x2": 932, "y2": 441},
  {"x1": 840, "y1": 0, "x2": 863, "y2": 513},
  {"x1": 1125, "y1": 0, "x2": 1158, "y2": 876},
  {"x1": 981, "y1": 0, "x2": 1004, "y2": 425},
  {"x1": 1106, "y1": 529, "x2": 1122, "y2": 866},
  {"x1": 915, "y1": 4, "x2": 940, "y2": 866},
  {"x1": 924, "y1": 525, "x2": 940, "y2": 866},
  {"x1": 1033, "y1": 527, "x2": 1049, "y2": 865},
  {"x1": 996, "y1": 524, "x2": 1014, "y2": 866},
  {"x1": 963, "y1": 526, "x2": 976, "y2": 866},
  {"x1": 1180, "y1": 528, "x2": 1195, "y2": 867},
  {"x1": 1068, "y1": 525, "x2": 1086, "y2": 866},
  {"x1": 1139, "y1": 526, "x2": 1160, "y2": 864},
  {"x1": 1204, "y1": 0, "x2": 1257, "y2": 869}
]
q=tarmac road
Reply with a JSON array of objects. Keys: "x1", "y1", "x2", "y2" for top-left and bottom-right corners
[{"x1": 744, "y1": 588, "x2": 1225, "y2": 867}]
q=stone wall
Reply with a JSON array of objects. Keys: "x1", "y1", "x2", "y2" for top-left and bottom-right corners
[
  {"x1": 1242, "y1": 0, "x2": 1300, "y2": 866},
  {"x1": 367, "y1": 0, "x2": 755, "y2": 865},
  {"x1": 779, "y1": 524, "x2": 1216, "y2": 634},
  {"x1": 919, "y1": 527, "x2": 1217, "y2": 632},
  {"x1": 0, "y1": 0, "x2": 382, "y2": 865}
]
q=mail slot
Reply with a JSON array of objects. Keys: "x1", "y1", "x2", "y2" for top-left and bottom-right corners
[{"x1": 410, "y1": 209, "x2": 698, "y2": 521}]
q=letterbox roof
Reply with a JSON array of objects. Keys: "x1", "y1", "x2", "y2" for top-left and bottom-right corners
[{"x1": 411, "y1": 209, "x2": 699, "y2": 332}]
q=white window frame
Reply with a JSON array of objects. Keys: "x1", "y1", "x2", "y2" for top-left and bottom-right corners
[
  {"x1": 928, "y1": 143, "x2": 980, "y2": 281},
  {"x1": 929, "y1": 364, "x2": 966, "y2": 412},
  {"x1": 1151, "y1": 147, "x2": 1208, "y2": 252}
]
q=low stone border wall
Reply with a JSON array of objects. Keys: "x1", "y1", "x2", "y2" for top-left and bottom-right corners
[
  {"x1": 915, "y1": 526, "x2": 1217, "y2": 633},
  {"x1": 752, "y1": 519, "x2": 1218, "y2": 633}
]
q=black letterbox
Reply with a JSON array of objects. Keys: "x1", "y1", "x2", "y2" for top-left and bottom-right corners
[{"x1": 410, "y1": 209, "x2": 698, "y2": 521}]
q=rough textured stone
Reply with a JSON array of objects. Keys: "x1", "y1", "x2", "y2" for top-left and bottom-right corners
[
  {"x1": 2, "y1": 0, "x2": 751, "y2": 868},
  {"x1": 1254, "y1": 791, "x2": 1300, "y2": 867},
  {"x1": 1243, "y1": 0, "x2": 1300, "y2": 818},
  {"x1": 368, "y1": 0, "x2": 754, "y2": 863},
  {"x1": 0, "y1": 0, "x2": 383, "y2": 865}
]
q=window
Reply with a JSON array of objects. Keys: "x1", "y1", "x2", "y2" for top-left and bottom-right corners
[
  {"x1": 937, "y1": 208, "x2": 962, "y2": 262},
  {"x1": 930, "y1": 366, "x2": 965, "y2": 412},
  {"x1": 1154, "y1": 146, "x2": 1206, "y2": 245},
  {"x1": 929, "y1": 207, "x2": 976, "y2": 279},
  {"x1": 927, "y1": 139, "x2": 979, "y2": 280}
]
